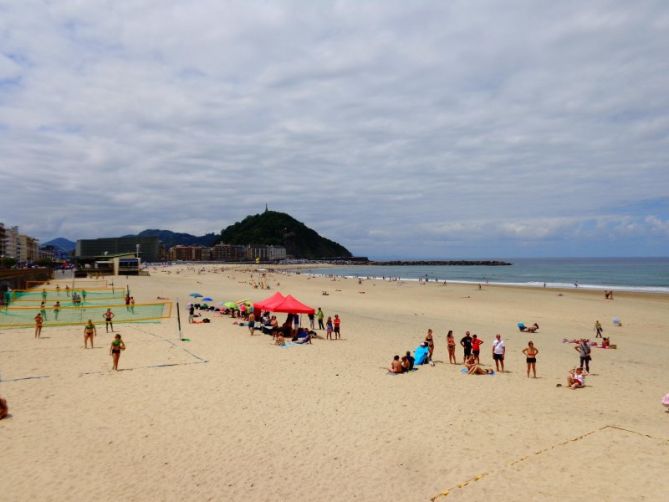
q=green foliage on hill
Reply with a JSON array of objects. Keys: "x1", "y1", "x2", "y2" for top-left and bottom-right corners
[
  {"x1": 219, "y1": 211, "x2": 352, "y2": 259},
  {"x1": 122, "y1": 229, "x2": 219, "y2": 248}
]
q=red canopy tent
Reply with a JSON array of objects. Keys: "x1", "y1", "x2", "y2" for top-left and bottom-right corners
[
  {"x1": 253, "y1": 292, "x2": 285, "y2": 313},
  {"x1": 269, "y1": 295, "x2": 315, "y2": 315}
]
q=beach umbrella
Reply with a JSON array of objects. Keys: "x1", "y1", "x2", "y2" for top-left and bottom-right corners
[
  {"x1": 202, "y1": 297, "x2": 213, "y2": 302},
  {"x1": 236, "y1": 299, "x2": 251, "y2": 305},
  {"x1": 223, "y1": 301, "x2": 239, "y2": 309},
  {"x1": 190, "y1": 293, "x2": 203, "y2": 298}
]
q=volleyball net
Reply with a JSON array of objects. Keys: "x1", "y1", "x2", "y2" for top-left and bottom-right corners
[
  {"x1": 4, "y1": 289, "x2": 126, "y2": 304},
  {"x1": 0, "y1": 302, "x2": 172, "y2": 329},
  {"x1": 26, "y1": 279, "x2": 111, "y2": 288}
]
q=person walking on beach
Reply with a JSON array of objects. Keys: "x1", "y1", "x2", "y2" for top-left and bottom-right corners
[
  {"x1": 594, "y1": 320, "x2": 603, "y2": 338},
  {"x1": 460, "y1": 331, "x2": 473, "y2": 364},
  {"x1": 110, "y1": 334, "x2": 126, "y2": 371},
  {"x1": 425, "y1": 329, "x2": 435, "y2": 365},
  {"x1": 317, "y1": 308, "x2": 325, "y2": 330},
  {"x1": 446, "y1": 330, "x2": 456, "y2": 364},
  {"x1": 53, "y1": 301, "x2": 61, "y2": 321},
  {"x1": 34, "y1": 312, "x2": 44, "y2": 339},
  {"x1": 103, "y1": 308, "x2": 115, "y2": 332},
  {"x1": 471, "y1": 334, "x2": 484, "y2": 364},
  {"x1": 83, "y1": 319, "x2": 96, "y2": 348},
  {"x1": 522, "y1": 341, "x2": 539, "y2": 378},
  {"x1": 333, "y1": 314, "x2": 341, "y2": 339},
  {"x1": 492, "y1": 334, "x2": 506, "y2": 373},
  {"x1": 576, "y1": 339, "x2": 591, "y2": 372}
]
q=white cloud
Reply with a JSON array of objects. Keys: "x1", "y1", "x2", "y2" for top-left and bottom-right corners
[{"x1": 0, "y1": 1, "x2": 667, "y2": 257}]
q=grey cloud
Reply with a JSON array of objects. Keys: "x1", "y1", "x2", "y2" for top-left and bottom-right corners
[{"x1": 0, "y1": 1, "x2": 667, "y2": 257}]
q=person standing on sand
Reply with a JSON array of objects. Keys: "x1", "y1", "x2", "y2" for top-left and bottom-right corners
[
  {"x1": 333, "y1": 314, "x2": 341, "y2": 339},
  {"x1": 576, "y1": 339, "x2": 591, "y2": 372},
  {"x1": 522, "y1": 341, "x2": 539, "y2": 378},
  {"x1": 471, "y1": 334, "x2": 484, "y2": 364},
  {"x1": 56, "y1": 285, "x2": 61, "y2": 296},
  {"x1": 308, "y1": 311, "x2": 315, "y2": 330},
  {"x1": 40, "y1": 301, "x2": 48, "y2": 321},
  {"x1": 594, "y1": 320, "x2": 603, "y2": 338},
  {"x1": 425, "y1": 329, "x2": 435, "y2": 365},
  {"x1": 326, "y1": 316, "x2": 334, "y2": 340},
  {"x1": 129, "y1": 297, "x2": 135, "y2": 313},
  {"x1": 446, "y1": 330, "x2": 456, "y2": 364},
  {"x1": 110, "y1": 334, "x2": 126, "y2": 371},
  {"x1": 492, "y1": 334, "x2": 506, "y2": 373},
  {"x1": 65, "y1": 284, "x2": 70, "y2": 297},
  {"x1": 248, "y1": 312, "x2": 256, "y2": 335},
  {"x1": 460, "y1": 331, "x2": 472, "y2": 363},
  {"x1": 34, "y1": 312, "x2": 44, "y2": 339},
  {"x1": 317, "y1": 308, "x2": 324, "y2": 330},
  {"x1": 103, "y1": 308, "x2": 115, "y2": 332},
  {"x1": 81, "y1": 289, "x2": 87, "y2": 303},
  {"x1": 83, "y1": 319, "x2": 96, "y2": 348},
  {"x1": 53, "y1": 301, "x2": 61, "y2": 321},
  {"x1": 41, "y1": 289, "x2": 47, "y2": 301}
]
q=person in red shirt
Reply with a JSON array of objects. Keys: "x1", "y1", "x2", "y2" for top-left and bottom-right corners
[
  {"x1": 471, "y1": 334, "x2": 484, "y2": 364},
  {"x1": 333, "y1": 314, "x2": 341, "y2": 340}
]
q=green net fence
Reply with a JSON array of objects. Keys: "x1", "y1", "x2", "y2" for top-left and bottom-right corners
[
  {"x1": 4, "y1": 289, "x2": 126, "y2": 304},
  {"x1": 0, "y1": 302, "x2": 172, "y2": 329}
]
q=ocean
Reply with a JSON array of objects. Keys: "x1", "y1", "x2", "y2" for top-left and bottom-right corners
[{"x1": 302, "y1": 257, "x2": 669, "y2": 293}]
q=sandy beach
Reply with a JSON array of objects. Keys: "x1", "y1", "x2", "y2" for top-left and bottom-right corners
[{"x1": 1, "y1": 265, "x2": 668, "y2": 501}]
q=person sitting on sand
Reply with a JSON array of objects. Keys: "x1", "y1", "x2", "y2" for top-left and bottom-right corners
[
  {"x1": 405, "y1": 350, "x2": 415, "y2": 371},
  {"x1": 566, "y1": 367, "x2": 587, "y2": 389},
  {"x1": 0, "y1": 396, "x2": 8, "y2": 420},
  {"x1": 83, "y1": 319, "x2": 96, "y2": 348},
  {"x1": 465, "y1": 355, "x2": 494, "y2": 375},
  {"x1": 389, "y1": 355, "x2": 404, "y2": 374},
  {"x1": 275, "y1": 332, "x2": 286, "y2": 346},
  {"x1": 110, "y1": 334, "x2": 126, "y2": 371}
]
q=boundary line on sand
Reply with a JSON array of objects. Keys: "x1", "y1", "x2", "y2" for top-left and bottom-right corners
[
  {"x1": 430, "y1": 425, "x2": 669, "y2": 500},
  {"x1": 0, "y1": 375, "x2": 50, "y2": 383}
]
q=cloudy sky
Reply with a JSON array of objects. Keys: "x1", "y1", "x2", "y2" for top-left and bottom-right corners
[{"x1": 1, "y1": 1, "x2": 668, "y2": 258}]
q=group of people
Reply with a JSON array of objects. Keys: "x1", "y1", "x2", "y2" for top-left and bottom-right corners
[
  {"x1": 390, "y1": 330, "x2": 540, "y2": 379},
  {"x1": 81, "y1": 318, "x2": 126, "y2": 370}
]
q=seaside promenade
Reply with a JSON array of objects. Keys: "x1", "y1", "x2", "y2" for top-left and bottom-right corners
[{"x1": 1, "y1": 265, "x2": 668, "y2": 501}]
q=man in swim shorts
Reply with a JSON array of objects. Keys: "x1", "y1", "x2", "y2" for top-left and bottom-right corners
[
  {"x1": 492, "y1": 334, "x2": 505, "y2": 372},
  {"x1": 389, "y1": 355, "x2": 403, "y2": 374},
  {"x1": 471, "y1": 334, "x2": 484, "y2": 363}
]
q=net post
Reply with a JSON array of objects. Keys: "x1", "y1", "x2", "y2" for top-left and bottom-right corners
[{"x1": 176, "y1": 299, "x2": 183, "y2": 340}]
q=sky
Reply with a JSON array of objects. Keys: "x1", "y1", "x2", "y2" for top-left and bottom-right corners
[{"x1": 0, "y1": 0, "x2": 668, "y2": 259}]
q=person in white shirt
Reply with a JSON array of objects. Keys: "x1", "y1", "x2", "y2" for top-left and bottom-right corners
[{"x1": 492, "y1": 334, "x2": 506, "y2": 372}]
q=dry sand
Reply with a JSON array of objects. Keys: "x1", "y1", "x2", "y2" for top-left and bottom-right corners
[{"x1": 2, "y1": 265, "x2": 668, "y2": 501}]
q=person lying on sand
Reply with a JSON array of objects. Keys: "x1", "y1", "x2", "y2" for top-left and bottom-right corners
[
  {"x1": 465, "y1": 355, "x2": 494, "y2": 375},
  {"x1": 518, "y1": 322, "x2": 539, "y2": 333},
  {"x1": 275, "y1": 332, "x2": 285, "y2": 346},
  {"x1": 389, "y1": 355, "x2": 403, "y2": 373}
]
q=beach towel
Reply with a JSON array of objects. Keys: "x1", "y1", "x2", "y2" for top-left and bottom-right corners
[
  {"x1": 279, "y1": 342, "x2": 305, "y2": 349},
  {"x1": 414, "y1": 345, "x2": 429, "y2": 365}
]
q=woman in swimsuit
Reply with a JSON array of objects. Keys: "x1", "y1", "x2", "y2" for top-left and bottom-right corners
[
  {"x1": 83, "y1": 319, "x2": 96, "y2": 349},
  {"x1": 110, "y1": 334, "x2": 126, "y2": 370},
  {"x1": 465, "y1": 355, "x2": 493, "y2": 375},
  {"x1": 425, "y1": 329, "x2": 435, "y2": 365},
  {"x1": 522, "y1": 341, "x2": 539, "y2": 378},
  {"x1": 446, "y1": 330, "x2": 456, "y2": 364}
]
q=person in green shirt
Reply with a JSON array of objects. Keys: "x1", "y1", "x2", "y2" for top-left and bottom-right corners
[{"x1": 316, "y1": 307, "x2": 325, "y2": 330}]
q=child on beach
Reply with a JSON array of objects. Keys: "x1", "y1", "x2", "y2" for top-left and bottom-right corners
[
  {"x1": 110, "y1": 334, "x2": 126, "y2": 370},
  {"x1": 326, "y1": 316, "x2": 333, "y2": 340}
]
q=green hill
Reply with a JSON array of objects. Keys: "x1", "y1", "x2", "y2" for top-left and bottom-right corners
[{"x1": 219, "y1": 211, "x2": 351, "y2": 259}]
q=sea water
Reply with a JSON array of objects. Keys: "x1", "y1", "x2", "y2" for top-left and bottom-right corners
[{"x1": 302, "y1": 258, "x2": 669, "y2": 293}]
